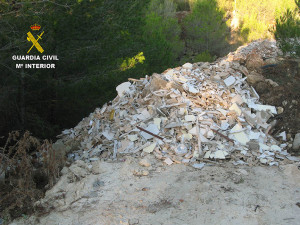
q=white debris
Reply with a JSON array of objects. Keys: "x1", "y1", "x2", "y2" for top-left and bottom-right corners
[
  {"x1": 140, "y1": 124, "x2": 159, "y2": 140},
  {"x1": 59, "y1": 40, "x2": 296, "y2": 169},
  {"x1": 143, "y1": 143, "x2": 156, "y2": 153},
  {"x1": 185, "y1": 115, "x2": 196, "y2": 122},
  {"x1": 215, "y1": 150, "x2": 226, "y2": 159},
  {"x1": 248, "y1": 103, "x2": 277, "y2": 114},
  {"x1": 231, "y1": 124, "x2": 250, "y2": 145},
  {"x1": 277, "y1": 131, "x2": 286, "y2": 141},
  {"x1": 182, "y1": 62, "x2": 193, "y2": 70},
  {"x1": 116, "y1": 82, "x2": 131, "y2": 97},
  {"x1": 102, "y1": 131, "x2": 114, "y2": 141},
  {"x1": 229, "y1": 103, "x2": 242, "y2": 116},
  {"x1": 224, "y1": 76, "x2": 236, "y2": 86},
  {"x1": 164, "y1": 158, "x2": 173, "y2": 165},
  {"x1": 193, "y1": 163, "x2": 205, "y2": 169},
  {"x1": 153, "y1": 118, "x2": 162, "y2": 129},
  {"x1": 128, "y1": 135, "x2": 138, "y2": 142}
]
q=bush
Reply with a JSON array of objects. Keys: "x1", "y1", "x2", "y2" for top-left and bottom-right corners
[
  {"x1": 194, "y1": 51, "x2": 214, "y2": 62},
  {"x1": 143, "y1": 0, "x2": 184, "y2": 72},
  {"x1": 183, "y1": 0, "x2": 229, "y2": 56},
  {"x1": 274, "y1": 0, "x2": 300, "y2": 57},
  {"x1": 0, "y1": 131, "x2": 65, "y2": 222}
]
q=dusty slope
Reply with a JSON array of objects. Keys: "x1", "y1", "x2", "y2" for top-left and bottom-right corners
[{"x1": 11, "y1": 156, "x2": 300, "y2": 225}]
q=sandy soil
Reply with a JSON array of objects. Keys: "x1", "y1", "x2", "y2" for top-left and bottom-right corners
[{"x1": 10, "y1": 155, "x2": 300, "y2": 225}]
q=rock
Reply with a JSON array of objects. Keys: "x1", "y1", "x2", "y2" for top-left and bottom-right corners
[
  {"x1": 265, "y1": 79, "x2": 279, "y2": 87},
  {"x1": 277, "y1": 107, "x2": 284, "y2": 114},
  {"x1": 246, "y1": 71, "x2": 264, "y2": 85},
  {"x1": 247, "y1": 141, "x2": 260, "y2": 151},
  {"x1": 254, "y1": 81, "x2": 270, "y2": 94},
  {"x1": 292, "y1": 133, "x2": 300, "y2": 150},
  {"x1": 246, "y1": 52, "x2": 264, "y2": 71},
  {"x1": 139, "y1": 159, "x2": 151, "y2": 167},
  {"x1": 0, "y1": 167, "x2": 5, "y2": 184},
  {"x1": 264, "y1": 58, "x2": 278, "y2": 65}
]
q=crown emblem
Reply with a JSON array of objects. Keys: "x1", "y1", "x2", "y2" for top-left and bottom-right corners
[{"x1": 30, "y1": 24, "x2": 41, "y2": 31}]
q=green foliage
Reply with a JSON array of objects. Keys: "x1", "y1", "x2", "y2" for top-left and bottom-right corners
[
  {"x1": 120, "y1": 52, "x2": 145, "y2": 71},
  {"x1": 174, "y1": 0, "x2": 190, "y2": 11},
  {"x1": 274, "y1": 0, "x2": 300, "y2": 57},
  {"x1": 183, "y1": 0, "x2": 229, "y2": 56},
  {"x1": 142, "y1": 0, "x2": 184, "y2": 72},
  {"x1": 194, "y1": 51, "x2": 214, "y2": 62}
]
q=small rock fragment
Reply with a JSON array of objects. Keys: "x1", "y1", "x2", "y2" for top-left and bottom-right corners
[
  {"x1": 139, "y1": 159, "x2": 151, "y2": 167},
  {"x1": 292, "y1": 133, "x2": 300, "y2": 150}
]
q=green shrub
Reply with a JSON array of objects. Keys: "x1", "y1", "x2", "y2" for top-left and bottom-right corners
[
  {"x1": 194, "y1": 51, "x2": 214, "y2": 62},
  {"x1": 183, "y1": 0, "x2": 229, "y2": 56},
  {"x1": 143, "y1": 0, "x2": 184, "y2": 72},
  {"x1": 274, "y1": 0, "x2": 300, "y2": 57}
]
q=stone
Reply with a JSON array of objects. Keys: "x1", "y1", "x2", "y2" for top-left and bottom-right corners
[
  {"x1": 247, "y1": 141, "x2": 260, "y2": 150},
  {"x1": 277, "y1": 107, "x2": 284, "y2": 114},
  {"x1": 246, "y1": 71, "x2": 264, "y2": 85},
  {"x1": 246, "y1": 52, "x2": 264, "y2": 71},
  {"x1": 265, "y1": 79, "x2": 279, "y2": 87},
  {"x1": 139, "y1": 159, "x2": 151, "y2": 167},
  {"x1": 292, "y1": 133, "x2": 300, "y2": 150}
]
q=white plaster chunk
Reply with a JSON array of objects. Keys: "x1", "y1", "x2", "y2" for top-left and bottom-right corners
[
  {"x1": 224, "y1": 76, "x2": 236, "y2": 86},
  {"x1": 188, "y1": 127, "x2": 197, "y2": 135},
  {"x1": 270, "y1": 145, "x2": 281, "y2": 152},
  {"x1": 231, "y1": 124, "x2": 250, "y2": 145},
  {"x1": 204, "y1": 151, "x2": 211, "y2": 159},
  {"x1": 153, "y1": 118, "x2": 161, "y2": 129},
  {"x1": 220, "y1": 121, "x2": 229, "y2": 130},
  {"x1": 231, "y1": 94, "x2": 244, "y2": 105},
  {"x1": 128, "y1": 135, "x2": 138, "y2": 142},
  {"x1": 215, "y1": 150, "x2": 226, "y2": 159},
  {"x1": 182, "y1": 63, "x2": 193, "y2": 70},
  {"x1": 229, "y1": 103, "x2": 242, "y2": 116},
  {"x1": 248, "y1": 103, "x2": 277, "y2": 114},
  {"x1": 193, "y1": 163, "x2": 205, "y2": 169},
  {"x1": 102, "y1": 131, "x2": 114, "y2": 141},
  {"x1": 249, "y1": 131, "x2": 260, "y2": 140},
  {"x1": 185, "y1": 115, "x2": 196, "y2": 122},
  {"x1": 116, "y1": 82, "x2": 131, "y2": 97},
  {"x1": 143, "y1": 143, "x2": 156, "y2": 153},
  {"x1": 140, "y1": 124, "x2": 159, "y2": 140},
  {"x1": 188, "y1": 85, "x2": 199, "y2": 94},
  {"x1": 277, "y1": 131, "x2": 286, "y2": 141},
  {"x1": 164, "y1": 157, "x2": 173, "y2": 165}
]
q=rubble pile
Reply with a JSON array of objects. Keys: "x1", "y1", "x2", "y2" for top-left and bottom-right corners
[{"x1": 58, "y1": 40, "x2": 299, "y2": 168}]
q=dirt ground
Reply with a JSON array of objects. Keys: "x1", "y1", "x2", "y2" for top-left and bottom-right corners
[
  {"x1": 10, "y1": 155, "x2": 300, "y2": 225},
  {"x1": 257, "y1": 59, "x2": 300, "y2": 155}
]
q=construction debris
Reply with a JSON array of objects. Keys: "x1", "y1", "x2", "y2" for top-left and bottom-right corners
[{"x1": 58, "y1": 40, "x2": 299, "y2": 168}]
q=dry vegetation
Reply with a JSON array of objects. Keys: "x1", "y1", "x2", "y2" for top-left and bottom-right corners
[{"x1": 0, "y1": 131, "x2": 65, "y2": 222}]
